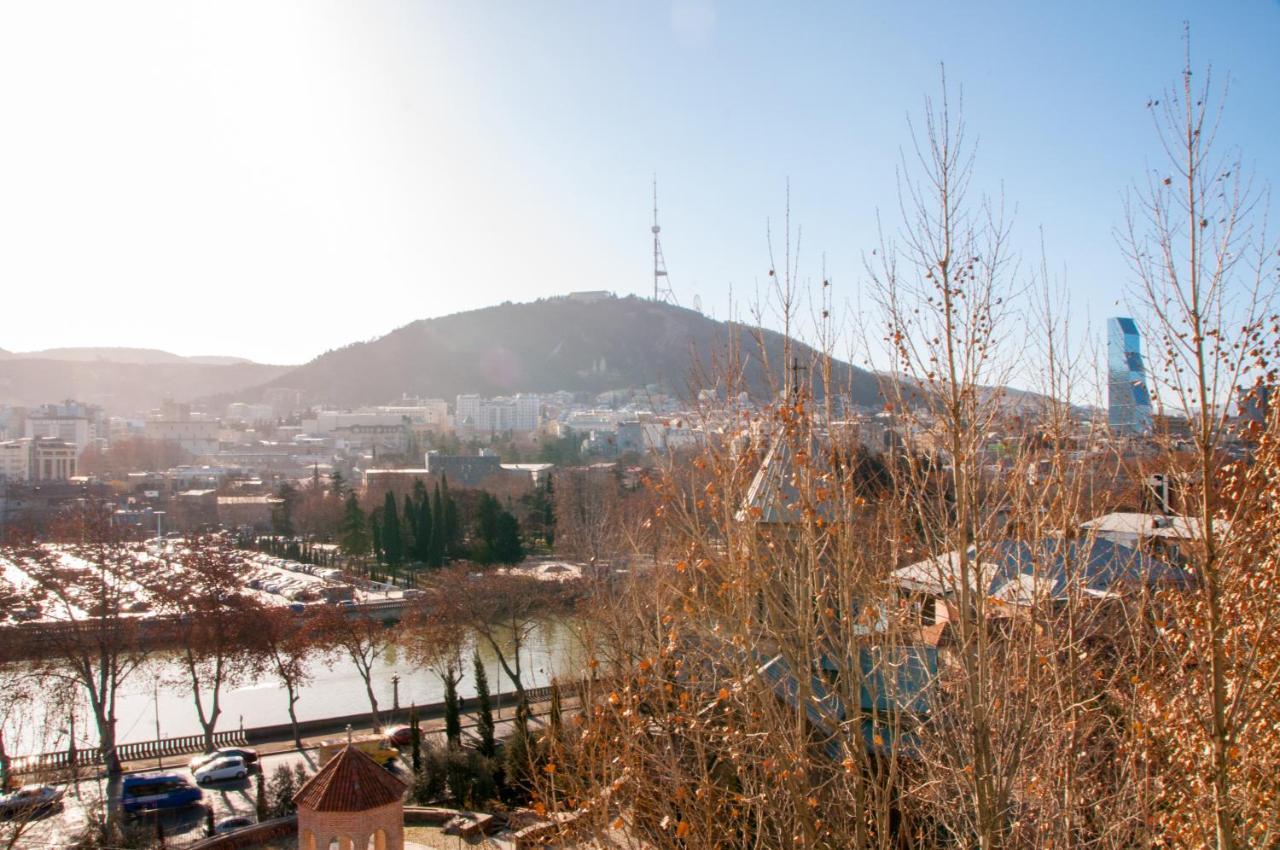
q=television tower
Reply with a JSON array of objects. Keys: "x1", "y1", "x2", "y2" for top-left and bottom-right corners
[{"x1": 652, "y1": 177, "x2": 677, "y2": 304}]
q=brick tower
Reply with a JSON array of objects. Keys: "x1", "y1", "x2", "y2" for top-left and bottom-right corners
[{"x1": 293, "y1": 743, "x2": 408, "y2": 850}]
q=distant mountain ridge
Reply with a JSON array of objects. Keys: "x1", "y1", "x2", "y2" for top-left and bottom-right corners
[
  {"x1": 0, "y1": 347, "x2": 265, "y2": 366},
  {"x1": 238, "y1": 295, "x2": 885, "y2": 407},
  {"x1": 0, "y1": 359, "x2": 291, "y2": 412}
]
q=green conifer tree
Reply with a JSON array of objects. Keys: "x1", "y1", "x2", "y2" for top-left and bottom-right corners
[
  {"x1": 443, "y1": 667, "x2": 462, "y2": 749},
  {"x1": 473, "y1": 651, "x2": 496, "y2": 758},
  {"x1": 431, "y1": 482, "x2": 446, "y2": 566},
  {"x1": 493, "y1": 510, "x2": 524, "y2": 564},
  {"x1": 382, "y1": 490, "x2": 402, "y2": 567}
]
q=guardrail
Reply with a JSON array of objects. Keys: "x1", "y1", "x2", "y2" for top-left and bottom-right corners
[{"x1": 10, "y1": 729, "x2": 248, "y2": 777}]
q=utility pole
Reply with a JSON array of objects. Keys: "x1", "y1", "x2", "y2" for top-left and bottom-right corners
[{"x1": 154, "y1": 681, "x2": 163, "y2": 768}]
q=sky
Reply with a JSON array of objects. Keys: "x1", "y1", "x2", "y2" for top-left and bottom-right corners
[{"x1": 0, "y1": 1, "x2": 1277, "y2": 369}]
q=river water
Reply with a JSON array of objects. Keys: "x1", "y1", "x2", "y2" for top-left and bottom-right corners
[{"x1": 7, "y1": 618, "x2": 583, "y2": 755}]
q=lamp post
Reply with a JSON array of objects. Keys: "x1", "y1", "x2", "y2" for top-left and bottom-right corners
[{"x1": 391, "y1": 673, "x2": 401, "y2": 716}]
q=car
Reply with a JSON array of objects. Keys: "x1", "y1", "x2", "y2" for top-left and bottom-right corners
[
  {"x1": 288, "y1": 602, "x2": 306, "y2": 613},
  {"x1": 383, "y1": 725, "x2": 414, "y2": 746},
  {"x1": 0, "y1": 784, "x2": 64, "y2": 818},
  {"x1": 193, "y1": 755, "x2": 248, "y2": 785},
  {"x1": 189, "y1": 747, "x2": 259, "y2": 772},
  {"x1": 120, "y1": 774, "x2": 202, "y2": 814},
  {"x1": 212, "y1": 815, "x2": 255, "y2": 835}
]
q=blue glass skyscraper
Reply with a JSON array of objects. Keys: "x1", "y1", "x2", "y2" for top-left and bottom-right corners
[{"x1": 1107, "y1": 317, "x2": 1153, "y2": 435}]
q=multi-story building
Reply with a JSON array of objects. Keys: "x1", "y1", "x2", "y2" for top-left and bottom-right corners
[
  {"x1": 1107, "y1": 317, "x2": 1154, "y2": 435},
  {"x1": 0, "y1": 437, "x2": 79, "y2": 481},
  {"x1": 225, "y1": 402, "x2": 275, "y2": 424},
  {"x1": 454, "y1": 394, "x2": 541, "y2": 435},
  {"x1": 0, "y1": 440, "x2": 32, "y2": 481},
  {"x1": 144, "y1": 420, "x2": 222, "y2": 455},
  {"x1": 24, "y1": 401, "x2": 104, "y2": 455}
]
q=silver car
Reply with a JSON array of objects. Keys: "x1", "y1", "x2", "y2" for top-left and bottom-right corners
[{"x1": 0, "y1": 784, "x2": 65, "y2": 817}]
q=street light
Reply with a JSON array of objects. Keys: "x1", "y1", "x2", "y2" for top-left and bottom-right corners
[{"x1": 391, "y1": 673, "x2": 401, "y2": 716}]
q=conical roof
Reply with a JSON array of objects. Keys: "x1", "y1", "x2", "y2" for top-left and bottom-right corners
[{"x1": 293, "y1": 744, "x2": 407, "y2": 812}]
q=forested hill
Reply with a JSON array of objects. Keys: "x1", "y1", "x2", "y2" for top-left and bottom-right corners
[{"x1": 248, "y1": 295, "x2": 885, "y2": 407}]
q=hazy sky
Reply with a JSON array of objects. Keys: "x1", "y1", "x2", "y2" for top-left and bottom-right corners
[{"x1": 1, "y1": 2, "x2": 1277, "y2": 367}]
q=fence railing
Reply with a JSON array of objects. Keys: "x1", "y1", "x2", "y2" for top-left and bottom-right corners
[
  {"x1": 10, "y1": 729, "x2": 248, "y2": 777},
  {"x1": 8, "y1": 677, "x2": 610, "y2": 779}
]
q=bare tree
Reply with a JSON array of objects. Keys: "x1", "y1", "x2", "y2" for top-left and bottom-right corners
[
  {"x1": 1120, "y1": 36, "x2": 1279, "y2": 850},
  {"x1": 14, "y1": 509, "x2": 154, "y2": 776},
  {"x1": 146, "y1": 538, "x2": 260, "y2": 753},
  {"x1": 311, "y1": 606, "x2": 398, "y2": 728},
  {"x1": 249, "y1": 607, "x2": 318, "y2": 751},
  {"x1": 425, "y1": 567, "x2": 578, "y2": 705}
]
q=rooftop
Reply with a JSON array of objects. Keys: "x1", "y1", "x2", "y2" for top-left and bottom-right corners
[{"x1": 293, "y1": 744, "x2": 406, "y2": 812}]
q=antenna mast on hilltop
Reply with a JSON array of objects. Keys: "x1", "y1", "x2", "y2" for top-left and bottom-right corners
[{"x1": 652, "y1": 177, "x2": 677, "y2": 305}]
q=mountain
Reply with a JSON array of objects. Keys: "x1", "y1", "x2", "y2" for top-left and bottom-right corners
[
  {"x1": 0, "y1": 359, "x2": 291, "y2": 413},
  {"x1": 243, "y1": 295, "x2": 885, "y2": 407},
  {"x1": 0, "y1": 347, "x2": 257, "y2": 366}
]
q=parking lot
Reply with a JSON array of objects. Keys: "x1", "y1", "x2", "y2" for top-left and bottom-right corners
[{"x1": 0, "y1": 544, "x2": 414, "y2": 626}]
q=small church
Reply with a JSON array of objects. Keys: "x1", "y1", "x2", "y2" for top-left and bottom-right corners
[{"x1": 293, "y1": 743, "x2": 408, "y2": 850}]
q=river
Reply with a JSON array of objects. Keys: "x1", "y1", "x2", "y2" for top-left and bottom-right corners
[{"x1": 6, "y1": 618, "x2": 584, "y2": 755}]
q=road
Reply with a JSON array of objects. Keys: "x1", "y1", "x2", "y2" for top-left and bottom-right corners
[
  {"x1": 10, "y1": 701, "x2": 558, "y2": 847},
  {"x1": 11, "y1": 746, "x2": 325, "y2": 848}
]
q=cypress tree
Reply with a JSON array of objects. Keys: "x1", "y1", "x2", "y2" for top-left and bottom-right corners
[
  {"x1": 382, "y1": 490, "x2": 401, "y2": 567},
  {"x1": 417, "y1": 493, "x2": 432, "y2": 563},
  {"x1": 443, "y1": 667, "x2": 462, "y2": 749},
  {"x1": 473, "y1": 651, "x2": 496, "y2": 757},
  {"x1": 403, "y1": 493, "x2": 417, "y2": 560},
  {"x1": 548, "y1": 680, "x2": 563, "y2": 741},
  {"x1": 473, "y1": 492, "x2": 500, "y2": 563},
  {"x1": 494, "y1": 510, "x2": 524, "y2": 564},
  {"x1": 409, "y1": 704, "x2": 422, "y2": 773},
  {"x1": 441, "y1": 475, "x2": 458, "y2": 556},
  {"x1": 431, "y1": 482, "x2": 446, "y2": 566},
  {"x1": 371, "y1": 513, "x2": 383, "y2": 564}
]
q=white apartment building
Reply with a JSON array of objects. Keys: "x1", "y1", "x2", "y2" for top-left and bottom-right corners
[
  {"x1": 0, "y1": 438, "x2": 78, "y2": 481},
  {"x1": 145, "y1": 420, "x2": 221, "y2": 455},
  {"x1": 25, "y1": 415, "x2": 92, "y2": 455},
  {"x1": 225, "y1": 402, "x2": 275, "y2": 424},
  {"x1": 0, "y1": 440, "x2": 31, "y2": 481},
  {"x1": 455, "y1": 394, "x2": 542, "y2": 435}
]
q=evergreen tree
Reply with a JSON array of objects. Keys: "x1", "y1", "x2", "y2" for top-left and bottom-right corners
[
  {"x1": 493, "y1": 510, "x2": 524, "y2": 564},
  {"x1": 505, "y1": 694, "x2": 533, "y2": 788},
  {"x1": 548, "y1": 679, "x2": 563, "y2": 741},
  {"x1": 329, "y1": 469, "x2": 346, "y2": 498},
  {"x1": 542, "y1": 475, "x2": 556, "y2": 547},
  {"x1": 472, "y1": 492, "x2": 501, "y2": 563},
  {"x1": 337, "y1": 492, "x2": 369, "y2": 556},
  {"x1": 431, "y1": 482, "x2": 446, "y2": 566},
  {"x1": 473, "y1": 651, "x2": 496, "y2": 757},
  {"x1": 443, "y1": 667, "x2": 462, "y2": 749},
  {"x1": 382, "y1": 490, "x2": 402, "y2": 567},
  {"x1": 371, "y1": 513, "x2": 383, "y2": 564},
  {"x1": 272, "y1": 482, "x2": 298, "y2": 536},
  {"x1": 412, "y1": 479, "x2": 433, "y2": 563},
  {"x1": 403, "y1": 493, "x2": 417, "y2": 561},
  {"x1": 441, "y1": 475, "x2": 458, "y2": 556},
  {"x1": 409, "y1": 704, "x2": 422, "y2": 773},
  {"x1": 255, "y1": 771, "x2": 267, "y2": 821}
]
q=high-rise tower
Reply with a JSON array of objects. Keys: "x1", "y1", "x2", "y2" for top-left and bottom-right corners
[{"x1": 1107, "y1": 317, "x2": 1154, "y2": 435}]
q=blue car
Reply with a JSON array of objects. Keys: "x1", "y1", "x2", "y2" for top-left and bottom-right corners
[{"x1": 120, "y1": 773, "x2": 203, "y2": 815}]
